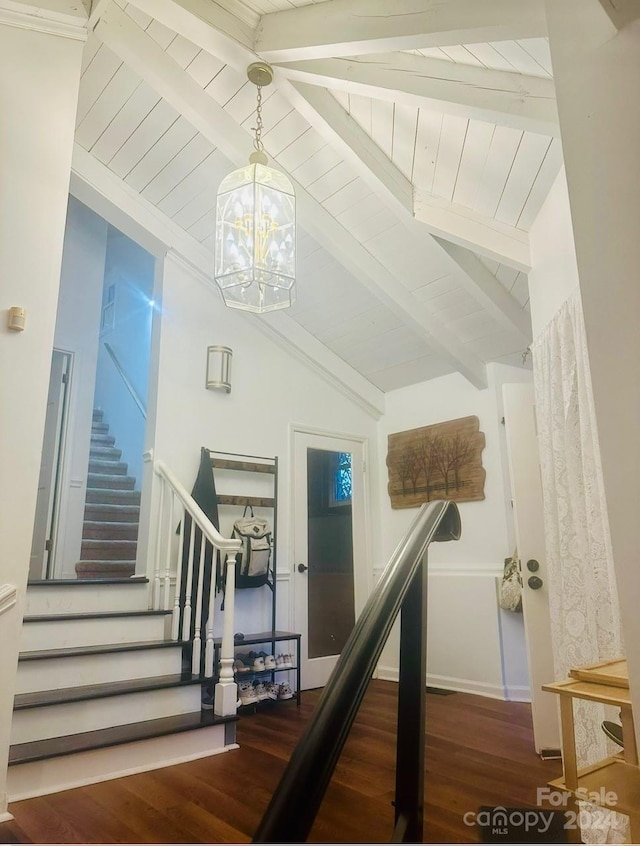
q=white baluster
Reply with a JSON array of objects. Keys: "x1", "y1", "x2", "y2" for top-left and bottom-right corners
[
  {"x1": 203, "y1": 549, "x2": 217, "y2": 678},
  {"x1": 181, "y1": 519, "x2": 196, "y2": 641},
  {"x1": 153, "y1": 480, "x2": 164, "y2": 610},
  {"x1": 215, "y1": 552, "x2": 237, "y2": 716},
  {"x1": 191, "y1": 533, "x2": 206, "y2": 676},
  {"x1": 171, "y1": 504, "x2": 187, "y2": 641},
  {"x1": 162, "y1": 489, "x2": 174, "y2": 610}
]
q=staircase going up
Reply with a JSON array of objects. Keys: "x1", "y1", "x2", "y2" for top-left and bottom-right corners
[
  {"x1": 76, "y1": 410, "x2": 139, "y2": 579},
  {"x1": 8, "y1": 579, "x2": 237, "y2": 802}
]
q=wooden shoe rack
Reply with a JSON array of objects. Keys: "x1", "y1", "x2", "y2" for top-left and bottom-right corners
[{"x1": 543, "y1": 659, "x2": 639, "y2": 837}]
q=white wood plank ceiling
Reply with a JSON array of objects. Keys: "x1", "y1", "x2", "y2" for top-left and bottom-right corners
[{"x1": 73, "y1": 0, "x2": 563, "y2": 398}]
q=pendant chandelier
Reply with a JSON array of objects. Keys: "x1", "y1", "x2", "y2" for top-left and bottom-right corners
[{"x1": 214, "y1": 62, "x2": 296, "y2": 313}]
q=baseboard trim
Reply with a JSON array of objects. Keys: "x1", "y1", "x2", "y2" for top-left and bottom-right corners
[
  {"x1": 0, "y1": 810, "x2": 15, "y2": 822},
  {"x1": 376, "y1": 665, "x2": 508, "y2": 701},
  {"x1": 504, "y1": 684, "x2": 531, "y2": 703},
  {"x1": 8, "y1": 726, "x2": 235, "y2": 802}
]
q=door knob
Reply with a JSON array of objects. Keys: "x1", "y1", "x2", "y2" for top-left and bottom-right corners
[
  {"x1": 297, "y1": 563, "x2": 308, "y2": 573},
  {"x1": 528, "y1": 576, "x2": 543, "y2": 590},
  {"x1": 526, "y1": 559, "x2": 540, "y2": 572}
]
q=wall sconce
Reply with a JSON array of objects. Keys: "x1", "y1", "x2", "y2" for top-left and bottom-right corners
[{"x1": 206, "y1": 345, "x2": 232, "y2": 393}]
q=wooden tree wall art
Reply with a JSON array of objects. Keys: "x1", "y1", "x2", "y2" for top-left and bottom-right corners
[{"x1": 387, "y1": 416, "x2": 486, "y2": 509}]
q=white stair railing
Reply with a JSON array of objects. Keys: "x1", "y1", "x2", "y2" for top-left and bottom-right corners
[{"x1": 152, "y1": 460, "x2": 241, "y2": 717}]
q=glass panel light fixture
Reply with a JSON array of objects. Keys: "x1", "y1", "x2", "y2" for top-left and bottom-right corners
[
  {"x1": 215, "y1": 62, "x2": 296, "y2": 313},
  {"x1": 206, "y1": 345, "x2": 232, "y2": 393}
]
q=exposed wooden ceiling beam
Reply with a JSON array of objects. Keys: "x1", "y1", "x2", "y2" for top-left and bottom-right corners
[
  {"x1": 71, "y1": 144, "x2": 386, "y2": 418},
  {"x1": 93, "y1": 0, "x2": 487, "y2": 388},
  {"x1": 291, "y1": 81, "x2": 532, "y2": 271},
  {"x1": 414, "y1": 190, "x2": 531, "y2": 272},
  {"x1": 256, "y1": 0, "x2": 548, "y2": 62},
  {"x1": 434, "y1": 238, "x2": 532, "y2": 343},
  {"x1": 596, "y1": 0, "x2": 640, "y2": 28},
  {"x1": 274, "y1": 53, "x2": 558, "y2": 136}
]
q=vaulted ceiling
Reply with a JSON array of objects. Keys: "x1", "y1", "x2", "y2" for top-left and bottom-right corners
[{"x1": 76, "y1": 0, "x2": 560, "y2": 404}]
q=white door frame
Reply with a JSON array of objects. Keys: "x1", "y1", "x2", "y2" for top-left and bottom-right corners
[{"x1": 289, "y1": 424, "x2": 371, "y2": 689}]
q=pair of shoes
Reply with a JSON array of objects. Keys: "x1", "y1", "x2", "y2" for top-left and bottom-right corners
[
  {"x1": 278, "y1": 681, "x2": 294, "y2": 700},
  {"x1": 201, "y1": 685, "x2": 214, "y2": 710},
  {"x1": 602, "y1": 720, "x2": 624, "y2": 747},
  {"x1": 233, "y1": 658, "x2": 251, "y2": 674},
  {"x1": 264, "y1": 654, "x2": 276, "y2": 670},
  {"x1": 276, "y1": 654, "x2": 293, "y2": 669},
  {"x1": 265, "y1": 682, "x2": 279, "y2": 700},
  {"x1": 238, "y1": 681, "x2": 258, "y2": 706}
]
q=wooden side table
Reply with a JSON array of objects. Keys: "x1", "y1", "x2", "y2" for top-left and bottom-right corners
[{"x1": 543, "y1": 661, "x2": 639, "y2": 840}]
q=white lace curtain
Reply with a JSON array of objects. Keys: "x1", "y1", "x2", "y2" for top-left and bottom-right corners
[
  {"x1": 532, "y1": 290, "x2": 626, "y2": 841},
  {"x1": 532, "y1": 290, "x2": 623, "y2": 760}
]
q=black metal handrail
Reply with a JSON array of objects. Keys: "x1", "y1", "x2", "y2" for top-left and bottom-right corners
[{"x1": 253, "y1": 499, "x2": 461, "y2": 844}]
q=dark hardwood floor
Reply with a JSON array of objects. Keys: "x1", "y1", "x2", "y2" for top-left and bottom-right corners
[{"x1": 1, "y1": 680, "x2": 562, "y2": 843}]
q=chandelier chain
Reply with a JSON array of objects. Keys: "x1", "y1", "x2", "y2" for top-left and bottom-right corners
[{"x1": 253, "y1": 85, "x2": 264, "y2": 153}]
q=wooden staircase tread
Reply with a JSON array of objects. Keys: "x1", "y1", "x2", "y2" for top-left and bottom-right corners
[
  {"x1": 27, "y1": 577, "x2": 148, "y2": 587},
  {"x1": 23, "y1": 609, "x2": 171, "y2": 623},
  {"x1": 14, "y1": 673, "x2": 204, "y2": 709},
  {"x1": 19, "y1": 639, "x2": 187, "y2": 661},
  {"x1": 8, "y1": 709, "x2": 236, "y2": 766}
]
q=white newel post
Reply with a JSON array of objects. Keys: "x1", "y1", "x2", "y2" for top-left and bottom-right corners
[
  {"x1": 0, "y1": 4, "x2": 86, "y2": 818},
  {"x1": 215, "y1": 552, "x2": 238, "y2": 716}
]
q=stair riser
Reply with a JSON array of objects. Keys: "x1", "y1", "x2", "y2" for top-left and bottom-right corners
[
  {"x1": 20, "y1": 615, "x2": 169, "y2": 651},
  {"x1": 90, "y1": 434, "x2": 115, "y2": 447},
  {"x1": 85, "y1": 490, "x2": 141, "y2": 505},
  {"x1": 89, "y1": 447, "x2": 122, "y2": 461},
  {"x1": 84, "y1": 506, "x2": 140, "y2": 523},
  {"x1": 6, "y1": 725, "x2": 231, "y2": 802},
  {"x1": 91, "y1": 423, "x2": 109, "y2": 433},
  {"x1": 25, "y1": 583, "x2": 150, "y2": 616},
  {"x1": 16, "y1": 647, "x2": 184, "y2": 694},
  {"x1": 87, "y1": 475, "x2": 135, "y2": 490},
  {"x1": 82, "y1": 523, "x2": 139, "y2": 541},
  {"x1": 88, "y1": 461, "x2": 128, "y2": 476},
  {"x1": 11, "y1": 687, "x2": 201, "y2": 745},
  {"x1": 80, "y1": 541, "x2": 137, "y2": 560}
]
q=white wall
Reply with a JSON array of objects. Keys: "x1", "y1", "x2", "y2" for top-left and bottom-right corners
[
  {"x1": 375, "y1": 369, "x2": 529, "y2": 699},
  {"x1": 53, "y1": 198, "x2": 109, "y2": 578},
  {"x1": 528, "y1": 170, "x2": 580, "y2": 337},
  {"x1": 94, "y1": 228, "x2": 155, "y2": 486},
  {"x1": 0, "y1": 20, "x2": 84, "y2": 818},
  {"x1": 149, "y1": 253, "x2": 381, "y2": 641}
]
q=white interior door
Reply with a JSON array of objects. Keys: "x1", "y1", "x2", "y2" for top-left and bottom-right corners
[
  {"x1": 503, "y1": 383, "x2": 560, "y2": 754},
  {"x1": 293, "y1": 431, "x2": 366, "y2": 690}
]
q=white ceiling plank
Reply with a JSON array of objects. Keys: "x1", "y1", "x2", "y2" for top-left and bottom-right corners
[
  {"x1": 93, "y1": 0, "x2": 487, "y2": 387},
  {"x1": 307, "y1": 161, "x2": 358, "y2": 203},
  {"x1": 77, "y1": 45, "x2": 122, "y2": 125},
  {"x1": 473, "y1": 126, "x2": 523, "y2": 218},
  {"x1": 371, "y1": 99, "x2": 393, "y2": 160},
  {"x1": 462, "y1": 42, "x2": 517, "y2": 73},
  {"x1": 322, "y1": 178, "x2": 372, "y2": 217},
  {"x1": 516, "y1": 137, "x2": 563, "y2": 230},
  {"x1": 184, "y1": 50, "x2": 225, "y2": 87},
  {"x1": 124, "y1": 116, "x2": 198, "y2": 191},
  {"x1": 108, "y1": 99, "x2": 180, "y2": 178},
  {"x1": 76, "y1": 63, "x2": 141, "y2": 150},
  {"x1": 203, "y1": 62, "x2": 246, "y2": 105},
  {"x1": 431, "y1": 115, "x2": 468, "y2": 201},
  {"x1": 347, "y1": 93, "x2": 372, "y2": 135},
  {"x1": 72, "y1": 143, "x2": 385, "y2": 418},
  {"x1": 166, "y1": 33, "x2": 201, "y2": 68},
  {"x1": 391, "y1": 103, "x2": 418, "y2": 181},
  {"x1": 488, "y1": 40, "x2": 553, "y2": 78},
  {"x1": 434, "y1": 238, "x2": 531, "y2": 342},
  {"x1": 276, "y1": 126, "x2": 325, "y2": 171},
  {"x1": 260, "y1": 108, "x2": 311, "y2": 157},
  {"x1": 274, "y1": 52, "x2": 559, "y2": 136},
  {"x1": 412, "y1": 109, "x2": 443, "y2": 192},
  {"x1": 414, "y1": 190, "x2": 531, "y2": 271},
  {"x1": 91, "y1": 83, "x2": 161, "y2": 164},
  {"x1": 145, "y1": 18, "x2": 176, "y2": 49},
  {"x1": 82, "y1": 33, "x2": 102, "y2": 73},
  {"x1": 516, "y1": 38, "x2": 553, "y2": 76},
  {"x1": 141, "y1": 131, "x2": 213, "y2": 205},
  {"x1": 452, "y1": 120, "x2": 495, "y2": 210},
  {"x1": 495, "y1": 134, "x2": 553, "y2": 226},
  {"x1": 331, "y1": 89, "x2": 349, "y2": 110},
  {"x1": 369, "y1": 355, "x2": 452, "y2": 392},
  {"x1": 256, "y1": 0, "x2": 548, "y2": 61},
  {"x1": 157, "y1": 150, "x2": 222, "y2": 217},
  {"x1": 290, "y1": 142, "x2": 342, "y2": 188}
]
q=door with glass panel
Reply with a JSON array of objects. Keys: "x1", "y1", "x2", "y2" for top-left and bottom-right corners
[{"x1": 293, "y1": 431, "x2": 366, "y2": 690}]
